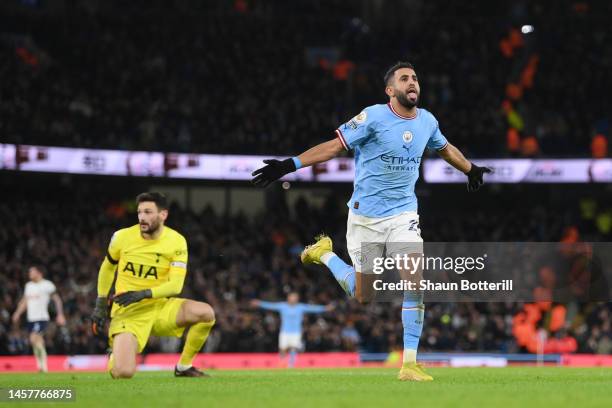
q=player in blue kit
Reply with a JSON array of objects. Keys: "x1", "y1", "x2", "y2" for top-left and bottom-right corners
[
  {"x1": 252, "y1": 62, "x2": 491, "y2": 381},
  {"x1": 251, "y1": 292, "x2": 334, "y2": 367}
]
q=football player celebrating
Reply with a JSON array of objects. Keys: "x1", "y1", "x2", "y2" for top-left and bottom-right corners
[{"x1": 252, "y1": 62, "x2": 491, "y2": 381}]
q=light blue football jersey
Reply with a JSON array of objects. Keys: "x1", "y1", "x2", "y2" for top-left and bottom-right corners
[
  {"x1": 258, "y1": 302, "x2": 327, "y2": 334},
  {"x1": 335, "y1": 103, "x2": 448, "y2": 217}
]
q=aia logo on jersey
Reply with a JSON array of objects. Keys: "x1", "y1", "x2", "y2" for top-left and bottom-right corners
[
  {"x1": 123, "y1": 262, "x2": 158, "y2": 279},
  {"x1": 402, "y1": 131, "x2": 413, "y2": 144}
]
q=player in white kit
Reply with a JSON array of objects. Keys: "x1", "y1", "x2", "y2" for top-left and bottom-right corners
[{"x1": 11, "y1": 265, "x2": 66, "y2": 372}]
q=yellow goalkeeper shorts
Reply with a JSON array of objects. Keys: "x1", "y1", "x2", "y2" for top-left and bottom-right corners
[{"x1": 108, "y1": 297, "x2": 187, "y2": 352}]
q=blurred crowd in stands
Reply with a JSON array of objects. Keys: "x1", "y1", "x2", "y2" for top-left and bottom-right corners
[
  {"x1": 1, "y1": 183, "x2": 611, "y2": 356},
  {"x1": 0, "y1": 0, "x2": 610, "y2": 157}
]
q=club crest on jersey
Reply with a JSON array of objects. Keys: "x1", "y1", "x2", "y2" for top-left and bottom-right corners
[{"x1": 402, "y1": 131, "x2": 413, "y2": 144}]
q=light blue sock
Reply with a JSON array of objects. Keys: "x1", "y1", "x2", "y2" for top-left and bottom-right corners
[
  {"x1": 324, "y1": 254, "x2": 355, "y2": 296},
  {"x1": 288, "y1": 350, "x2": 297, "y2": 368},
  {"x1": 402, "y1": 292, "x2": 424, "y2": 363}
]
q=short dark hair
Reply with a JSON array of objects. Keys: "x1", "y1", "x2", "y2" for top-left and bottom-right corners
[
  {"x1": 136, "y1": 192, "x2": 168, "y2": 210},
  {"x1": 384, "y1": 61, "x2": 415, "y2": 85},
  {"x1": 29, "y1": 264, "x2": 46, "y2": 275}
]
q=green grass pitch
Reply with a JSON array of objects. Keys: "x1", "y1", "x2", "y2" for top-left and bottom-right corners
[{"x1": 1, "y1": 367, "x2": 612, "y2": 408}]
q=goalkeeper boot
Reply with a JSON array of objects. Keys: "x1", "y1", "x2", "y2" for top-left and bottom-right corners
[
  {"x1": 300, "y1": 234, "x2": 333, "y2": 265},
  {"x1": 174, "y1": 366, "x2": 210, "y2": 378},
  {"x1": 398, "y1": 363, "x2": 434, "y2": 382}
]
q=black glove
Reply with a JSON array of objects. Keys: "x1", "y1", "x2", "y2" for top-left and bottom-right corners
[
  {"x1": 113, "y1": 289, "x2": 152, "y2": 307},
  {"x1": 251, "y1": 159, "x2": 296, "y2": 187},
  {"x1": 91, "y1": 297, "x2": 109, "y2": 337},
  {"x1": 465, "y1": 163, "x2": 492, "y2": 192}
]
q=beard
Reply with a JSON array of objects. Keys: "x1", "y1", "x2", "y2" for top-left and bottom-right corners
[
  {"x1": 396, "y1": 90, "x2": 418, "y2": 109},
  {"x1": 140, "y1": 219, "x2": 161, "y2": 235}
]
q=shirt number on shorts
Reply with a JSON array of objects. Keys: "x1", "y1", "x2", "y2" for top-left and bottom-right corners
[{"x1": 408, "y1": 220, "x2": 420, "y2": 232}]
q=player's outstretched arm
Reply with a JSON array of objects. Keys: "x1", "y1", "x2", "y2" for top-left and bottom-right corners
[
  {"x1": 296, "y1": 138, "x2": 345, "y2": 168},
  {"x1": 436, "y1": 143, "x2": 492, "y2": 192},
  {"x1": 302, "y1": 304, "x2": 330, "y2": 314},
  {"x1": 256, "y1": 301, "x2": 283, "y2": 311},
  {"x1": 251, "y1": 138, "x2": 344, "y2": 187}
]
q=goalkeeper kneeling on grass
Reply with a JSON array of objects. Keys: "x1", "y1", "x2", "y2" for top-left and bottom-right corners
[{"x1": 91, "y1": 192, "x2": 215, "y2": 378}]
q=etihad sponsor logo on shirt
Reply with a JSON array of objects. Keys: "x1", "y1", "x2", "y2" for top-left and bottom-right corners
[
  {"x1": 380, "y1": 153, "x2": 421, "y2": 172},
  {"x1": 380, "y1": 154, "x2": 421, "y2": 165}
]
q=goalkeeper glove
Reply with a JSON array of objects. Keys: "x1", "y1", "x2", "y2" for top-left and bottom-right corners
[
  {"x1": 251, "y1": 159, "x2": 296, "y2": 187},
  {"x1": 113, "y1": 289, "x2": 152, "y2": 307},
  {"x1": 465, "y1": 163, "x2": 492, "y2": 192},
  {"x1": 91, "y1": 297, "x2": 109, "y2": 337}
]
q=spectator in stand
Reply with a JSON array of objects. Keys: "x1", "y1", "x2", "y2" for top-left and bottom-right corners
[{"x1": 3, "y1": 1, "x2": 609, "y2": 157}]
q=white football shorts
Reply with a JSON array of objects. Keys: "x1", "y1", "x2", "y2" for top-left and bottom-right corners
[
  {"x1": 278, "y1": 332, "x2": 303, "y2": 351},
  {"x1": 346, "y1": 209, "x2": 423, "y2": 273}
]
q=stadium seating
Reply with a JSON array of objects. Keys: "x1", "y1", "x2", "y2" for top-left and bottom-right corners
[{"x1": 0, "y1": 0, "x2": 609, "y2": 157}]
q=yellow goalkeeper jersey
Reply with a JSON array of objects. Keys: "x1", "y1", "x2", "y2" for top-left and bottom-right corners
[{"x1": 107, "y1": 225, "x2": 188, "y2": 295}]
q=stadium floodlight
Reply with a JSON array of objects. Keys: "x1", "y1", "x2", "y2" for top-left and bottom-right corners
[{"x1": 521, "y1": 25, "x2": 534, "y2": 34}]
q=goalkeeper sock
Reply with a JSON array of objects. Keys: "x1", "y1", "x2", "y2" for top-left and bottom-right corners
[
  {"x1": 402, "y1": 300, "x2": 424, "y2": 365},
  {"x1": 320, "y1": 253, "x2": 355, "y2": 296},
  {"x1": 178, "y1": 320, "x2": 215, "y2": 369}
]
